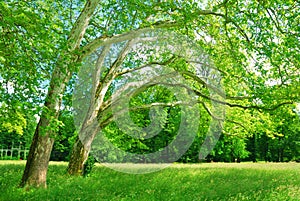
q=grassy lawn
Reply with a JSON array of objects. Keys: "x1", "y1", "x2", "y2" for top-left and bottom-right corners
[{"x1": 0, "y1": 161, "x2": 299, "y2": 201}]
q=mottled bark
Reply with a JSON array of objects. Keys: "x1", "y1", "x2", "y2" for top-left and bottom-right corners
[
  {"x1": 67, "y1": 42, "x2": 133, "y2": 175},
  {"x1": 20, "y1": 66, "x2": 71, "y2": 188},
  {"x1": 68, "y1": 120, "x2": 99, "y2": 175},
  {"x1": 19, "y1": 0, "x2": 99, "y2": 188},
  {"x1": 67, "y1": 136, "x2": 89, "y2": 175},
  {"x1": 19, "y1": 119, "x2": 55, "y2": 188}
]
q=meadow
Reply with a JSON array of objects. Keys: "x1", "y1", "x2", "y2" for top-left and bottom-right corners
[{"x1": 0, "y1": 161, "x2": 300, "y2": 201}]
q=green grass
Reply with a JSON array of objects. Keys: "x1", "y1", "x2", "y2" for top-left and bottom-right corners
[{"x1": 0, "y1": 161, "x2": 300, "y2": 201}]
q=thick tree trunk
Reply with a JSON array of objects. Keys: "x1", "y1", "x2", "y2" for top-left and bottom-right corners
[
  {"x1": 19, "y1": 119, "x2": 55, "y2": 188},
  {"x1": 19, "y1": 0, "x2": 99, "y2": 188},
  {"x1": 67, "y1": 137, "x2": 89, "y2": 175},
  {"x1": 19, "y1": 67, "x2": 71, "y2": 188}
]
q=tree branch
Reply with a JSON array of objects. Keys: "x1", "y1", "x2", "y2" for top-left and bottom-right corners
[
  {"x1": 91, "y1": 45, "x2": 111, "y2": 104},
  {"x1": 115, "y1": 55, "x2": 177, "y2": 77},
  {"x1": 194, "y1": 9, "x2": 250, "y2": 43},
  {"x1": 102, "y1": 39, "x2": 136, "y2": 83},
  {"x1": 80, "y1": 21, "x2": 179, "y2": 57},
  {"x1": 68, "y1": 0, "x2": 99, "y2": 50}
]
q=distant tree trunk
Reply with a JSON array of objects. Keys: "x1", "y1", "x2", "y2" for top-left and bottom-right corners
[
  {"x1": 19, "y1": 0, "x2": 99, "y2": 188},
  {"x1": 263, "y1": 135, "x2": 269, "y2": 162},
  {"x1": 277, "y1": 137, "x2": 284, "y2": 162},
  {"x1": 250, "y1": 133, "x2": 257, "y2": 162}
]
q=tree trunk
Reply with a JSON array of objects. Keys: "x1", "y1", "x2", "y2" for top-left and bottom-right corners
[
  {"x1": 67, "y1": 46, "x2": 112, "y2": 175},
  {"x1": 19, "y1": 68, "x2": 71, "y2": 188},
  {"x1": 19, "y1": 120, "x2": 54, "y2": 188},
  {"x1": 67, "y1": 41, "x2": 135, "y2": 175},
  {"x1": 68, "y1": 120, "x2": 99, "y2": 175},
  {"x1": 19, "y1": 0, "x2": 99, "y2": 188},
  {"x1": 67, "y1": 137, "x2": 89, "y2": 175}
]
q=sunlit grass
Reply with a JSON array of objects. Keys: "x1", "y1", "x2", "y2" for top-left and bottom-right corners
[{"x1": 0, "y1": 161, "x2": 299, "y2": 200}]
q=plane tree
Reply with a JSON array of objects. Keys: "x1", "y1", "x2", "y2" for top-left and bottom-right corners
[{"x1": 0, "y1": 0, "x2": 299, "y2": 188}]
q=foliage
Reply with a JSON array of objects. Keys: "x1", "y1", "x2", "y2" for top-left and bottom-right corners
[
  {"x1": 70, "y1": 0, "x2": 299, "y2": 167},
  {"x1": 50, "y1": 110, "x2": 76, "y2": 161},
  {"x1": 0, "y1": 103, "x2": 26, "y2": 135},
  {"x1": 83, "y1": 155, "x2": 96, "y2": 177},
  {"x1": 0, "y1": 0, "x2": 65, "y2": 155},
  {"x1": 246, "y1": 105, "x2": 300, "y2": 162},
  {"x1": 0, "y1": 102, "x2": 36, "y2": 151}
]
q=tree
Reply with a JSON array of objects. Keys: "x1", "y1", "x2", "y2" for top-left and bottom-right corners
[
  {"x1": 67, "y1": 33, "x2": 215, "y2": 174},
  {"x1": 0, "y1": 0, "x2": 298, "y2": 187},
  {"x1": 18, "y1": 0, "x2": 99, "y2": 188},
  {"x1": 0, "y1": 1, "x2": 54, "y2": 150},
  {"x1": 249, "y1": 104, "x2": 300, "y2": 162},
  {"x1": 71, "y1": 0, "x2": 299, "y2": 174}
]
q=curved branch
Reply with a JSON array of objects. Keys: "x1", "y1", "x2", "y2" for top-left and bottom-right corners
[
  {"x1": 116, "y1": 55, "x2": 177, "y2": 77},
  {"x1": 80, "y1": 21, "x2": 179, "y2": 57}
]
